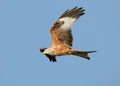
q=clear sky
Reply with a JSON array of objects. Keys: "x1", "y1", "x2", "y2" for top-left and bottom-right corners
[{"x1": 0, "y1": 0, "x2": 120, "y2": 86}]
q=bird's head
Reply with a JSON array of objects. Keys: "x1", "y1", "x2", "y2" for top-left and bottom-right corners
[
  {"x1": 43, "y1": 49, "x2": 50, "y2": 54},
  {"x1": 40, "y1": 48, "x2": 57, "y2": 62},
  {"x1": 41, "y1": 48, "x2": 52, "y2": 55},
  {"x1": 40, "y1": 48, "x2": 54, "y2": 55}
]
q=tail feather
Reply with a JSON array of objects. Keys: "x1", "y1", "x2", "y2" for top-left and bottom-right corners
[{"x1": 71, "y1": 50, "x2": 97, "y2": 60}]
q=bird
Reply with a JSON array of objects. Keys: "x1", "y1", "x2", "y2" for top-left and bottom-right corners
[{"x1": 40, "y1": 7, "x2": 97, "y2": 62}]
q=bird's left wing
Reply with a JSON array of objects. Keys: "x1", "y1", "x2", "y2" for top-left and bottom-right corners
[{"x1": 50, "y1": 7, "x2": 85, "y2": 48}]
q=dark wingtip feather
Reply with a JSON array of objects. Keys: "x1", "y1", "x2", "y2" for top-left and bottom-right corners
[
  {"x1": 59, "y1": 7, "x2": 85, "y2": 19},
  {"x1": 45, "y1": 54, "x2": 57, "y2": 62}
]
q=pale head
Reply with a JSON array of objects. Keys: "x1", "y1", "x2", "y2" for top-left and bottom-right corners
[{"x1": 43, "y1": 48, "x2": 55, "y2": 55}]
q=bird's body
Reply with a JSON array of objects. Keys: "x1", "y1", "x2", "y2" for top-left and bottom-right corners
[{"x1": 40, "y1": 7, "x2": 96, "y2": 62}]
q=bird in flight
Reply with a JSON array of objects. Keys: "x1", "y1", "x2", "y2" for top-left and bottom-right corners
[{"x1": 40, "y1": 7, "x2": 96, "y2": 62}]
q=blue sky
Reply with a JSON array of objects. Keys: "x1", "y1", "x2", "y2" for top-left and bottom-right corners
[{"x1": 0, "y1": 0, "x2": 120, "y2": 86}]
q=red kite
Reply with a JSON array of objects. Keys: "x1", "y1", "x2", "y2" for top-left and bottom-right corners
[{"x1": 40, "y1": 7, "x2": 96, "y2": 62}]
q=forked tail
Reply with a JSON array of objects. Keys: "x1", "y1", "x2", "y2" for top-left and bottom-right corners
[{"x1": 71, "y1": 50, "x2": 97, "y2": 60}]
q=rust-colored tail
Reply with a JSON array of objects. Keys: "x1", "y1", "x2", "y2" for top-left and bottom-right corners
[{"x1": 71, "y1": 50, "x2": 97, "y2": 60}]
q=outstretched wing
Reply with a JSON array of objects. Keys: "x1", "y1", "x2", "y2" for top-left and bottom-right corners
[{"x1": 50, "y1": 7, "x2": 85, "y2": 48}]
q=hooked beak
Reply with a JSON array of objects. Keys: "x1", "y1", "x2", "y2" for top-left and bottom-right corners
[{"x1": 40, "y1": 48, "x2": 47, "y2": 53}]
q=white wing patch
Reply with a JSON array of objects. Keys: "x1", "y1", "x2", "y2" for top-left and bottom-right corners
[{"x1": 59, "y1": 17, "x2": 77, "y2": 29}]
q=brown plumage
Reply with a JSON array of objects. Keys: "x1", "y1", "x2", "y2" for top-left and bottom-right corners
[{"x1": 40, "y1": 7, "x2": 96, "y2": 62}]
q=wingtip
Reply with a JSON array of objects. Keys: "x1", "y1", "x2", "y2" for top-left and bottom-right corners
[
  {"x1": 59, "y1": 6, "x2": 85, "y2": 19},
  {"x1": 88, "y1": 51, "x2": 97, "y2": 53}
]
